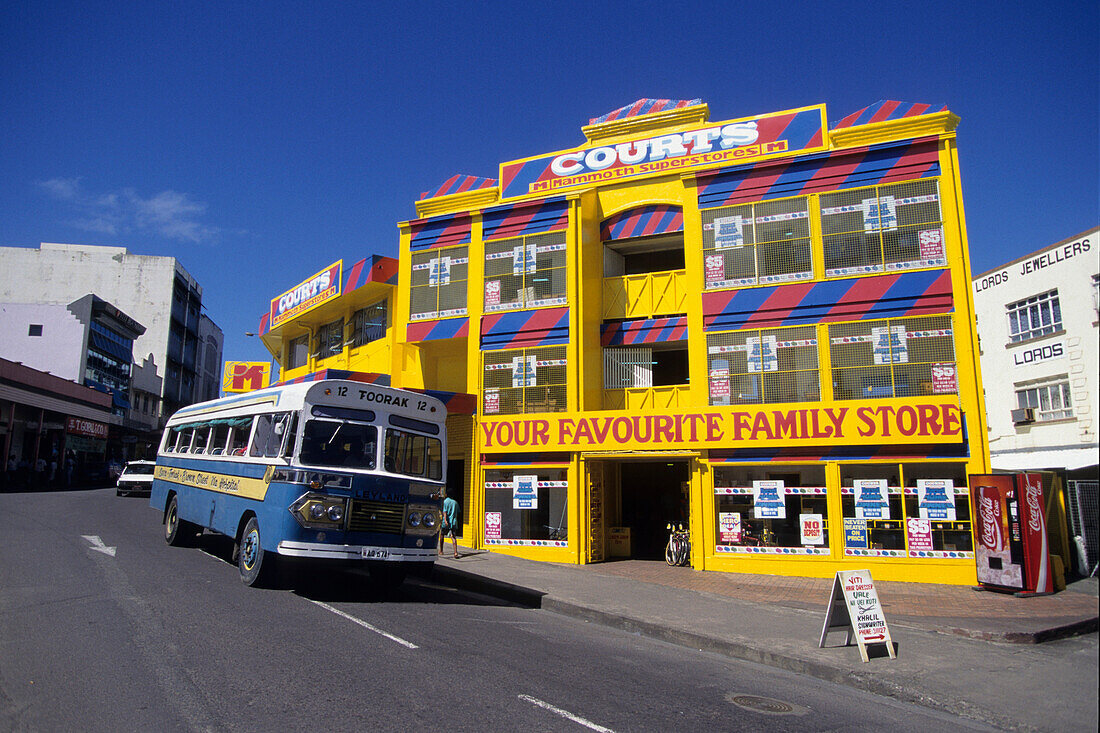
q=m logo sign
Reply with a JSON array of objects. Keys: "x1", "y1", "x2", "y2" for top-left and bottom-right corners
[{"x1": 223, "y1": 362, "x2": 271, "y2": 393}]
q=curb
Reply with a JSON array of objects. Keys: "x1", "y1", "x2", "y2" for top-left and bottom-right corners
[{"x1": 430, "y1": 564, "x2": 1053, "y2": 732}]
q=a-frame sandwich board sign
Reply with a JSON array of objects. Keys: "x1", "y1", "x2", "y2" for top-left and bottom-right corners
[{"x1": 818, "y1": 569, "x2": 896, "y2": 663}]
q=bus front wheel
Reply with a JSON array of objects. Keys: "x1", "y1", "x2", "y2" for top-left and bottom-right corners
[
  {"x1": 164, "y1": 496, "x2": 198, "y2": 547},
  {"x1": 238, "y1": 517, "x2": 277, "y2": 587}
]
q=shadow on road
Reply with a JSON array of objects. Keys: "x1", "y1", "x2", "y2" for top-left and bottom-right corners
[{"x1": 187, "y1": 531, "x2": 517, "y2": 609}]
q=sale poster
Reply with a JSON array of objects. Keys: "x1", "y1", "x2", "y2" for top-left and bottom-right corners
[
  {"x1": 918, "y1": 228, "x2": 944, "y2": 259},
  {"x1": 483, "y1": 389, "x2": 500, "y2": 414},
  {"x1": 719, "y1": 512, "x2": 742, "y2": 543},
  {"x1": 854, "y1": 479, "x2": 890, "y2": 519},
  {"x1": 485, "y1": 512, "x2": 502, "y2": 540},
  {"x1": 704, "y1": 253, "x2": 725, "y2": 283},
  {"x1": 931, "y1": 363, "x2": 957, "y2": 394},
  {"x1": 713, "y1": 215, "x2": 745, "y2": 249},
  {"x1": 485, "y1": 280, "x2": 501, "y2": 306},
  {"x1": 906, "y1": 518, "x2": 934, "y2": 552},
  {"x1": 916, "y1": 479, "x2": 956, "y2": 520},
  {"x1": 800, "y1": 514, "x2": 825, "y2": 545},
  {"x1": 752, "y1": 480, "x2": 786, "y2": 519},
  {"x1": 513, "y1": 474, "x2": 538, "y2": 510}
]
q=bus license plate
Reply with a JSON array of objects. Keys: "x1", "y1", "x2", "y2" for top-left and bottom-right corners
[{"x1": 362, "y1": 548, "x2": 389, "y2": 559}]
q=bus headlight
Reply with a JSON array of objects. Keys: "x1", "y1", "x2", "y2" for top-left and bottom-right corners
[
  {"x1": 406, "y1": 504, "x2": 440, "y2": 535},
  {"x1": 291, "y1": 493, "x2": 348, "y2": 529}
]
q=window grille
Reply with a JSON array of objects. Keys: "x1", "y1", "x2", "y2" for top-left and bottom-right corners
[
  {"x1": 1016, "y1": 377, "x2": 1073, "y2": 421},
  {"x1": 820, "y1": 179, "x2": 944, "y2": 277},
  {"x1": 603, "y1": 346, "x2": 654, "y2": 389},
  {"x1": 700, "y1": 195, "x2": 812, "y2": 290},
  {"x1": 410, "y1": 245, "x2": 468, "y2": 321},
  {"x1": 315, "y1": 318, "x2": 344, "y2": 359},
  {"x1": 1007, "y1": 290, "x2": 1061, "y2": 343},
  {"x1": 351, "y1": 300, "x2": 388, "y2": 347},
  {"x1": 829, "y1": 315, "x2": 956, "y2": 400},
  {"x1": 484, "y1": 231, "x2": 567, "y2": 311},
  {"x1": 706, "y1": 326, "x2": 819, "y2": 405},
  {"x1": 482, "y1": 345, "x2": 568, "y2": 414}
]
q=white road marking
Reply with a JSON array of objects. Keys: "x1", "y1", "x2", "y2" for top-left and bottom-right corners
[
  {"x1": 518, "y1": 695, "x2": 616, "y2": 733},
  {"x1": 81, "y1": 535, "x2": 117, "y2": 557},
  {"x1": 308, "y1": 600, "x2": 418, "y2": 649}
]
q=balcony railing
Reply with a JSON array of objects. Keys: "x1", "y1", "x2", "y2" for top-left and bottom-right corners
[
  {"x1": 602, "y1": 385, "x2": 690, "y2": 411},
  {"x1": 603, "y1": 269, "x2": 687, "y2": 320}
]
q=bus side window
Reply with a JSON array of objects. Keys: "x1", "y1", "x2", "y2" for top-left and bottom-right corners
[
  {"x1": 228, "y1": 418, "x2": 253, "y2": 456},
  {"x1": 250, "y1": 413, "x2": 293, "y2": 458},
  {"x1": 281, "y1": 414, "x2": 298, "y2": 458}
]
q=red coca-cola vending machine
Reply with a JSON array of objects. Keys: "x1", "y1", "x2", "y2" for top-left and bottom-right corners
[{"x1": 969, "y1": 473, "x2": 1053, "y2": 595}]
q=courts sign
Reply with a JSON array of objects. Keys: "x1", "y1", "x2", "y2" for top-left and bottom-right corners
[{"x1": 270, "y1": 261, "x2": 342, "y2": 328}]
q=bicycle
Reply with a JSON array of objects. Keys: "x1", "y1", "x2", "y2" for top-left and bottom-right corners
[{"x1": 665, "y1": 523, "x2": 690, "y2": 566}]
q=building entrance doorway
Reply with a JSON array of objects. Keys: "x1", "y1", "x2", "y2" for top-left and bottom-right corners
[{"x1": 618, "y1": 460, "x2": 690, "y2": 560}]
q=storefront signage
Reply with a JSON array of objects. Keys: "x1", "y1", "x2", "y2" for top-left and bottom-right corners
[
  {"x1": 753, "y1": 480, "x2": 786, "y2": 519},
  {"x1": 801, "y1": 514, "x2": 825, "y2": 545},
  {"x1": 485, "y1": 511, "x2": 502, "y2": 539},
  {"x1": 819, "y1": 569, "x2": 896, "y2": 663},
  {"x1": 65, "y1": 416, "x2": 108, "y2": 440},
  {"x1": 1012, "y1": 342, "x2": 1065, "y2": 367},
  {"x1": 973, "y1": 233, "x2": 1092, "y2": 293},
  {"x1": 499, "y1": 105, "x2": 827, "y2": 199},
  {"x1": 269, "y1": 261, "x2": 342, "y2": 329},
  {"x1": 854, "y1": 479, "x2": 890, "y2": 519},
  {"x1": 477, "y1": 398, "x2": 965, "y2": 452},
  {"x1": 844, "y1": 518, "x2": 869, "y2": 548},
  {"x1": 513, "y1": 474, "x2": 538, "y2": 509},
  {"x1": 223, "y1": 361, "x2": 271, "y2": 393},
  {"x1": 916, "y1": 479, "x2": 956, "y2": 520}
]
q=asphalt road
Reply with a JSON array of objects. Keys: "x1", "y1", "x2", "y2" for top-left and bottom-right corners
[{"x1": 0, "y1": 487, "x2": 995, "y2": 732}]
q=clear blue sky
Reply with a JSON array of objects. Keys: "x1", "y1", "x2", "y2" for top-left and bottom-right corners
[{"x1": 2, "y1": 1, "x2": 1097, "y2": 369}]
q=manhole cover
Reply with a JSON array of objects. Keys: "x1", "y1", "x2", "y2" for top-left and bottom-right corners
[{"x1": 726, "y1": 694, "x2": 806, "y2": 715}]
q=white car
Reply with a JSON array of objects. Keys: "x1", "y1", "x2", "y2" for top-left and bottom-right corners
[{"x1": 116, "y1": 460, "x2": 155, "y2": 496}]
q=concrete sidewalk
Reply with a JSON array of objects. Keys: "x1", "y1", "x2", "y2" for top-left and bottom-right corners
[{"x1": 429, "y1": 552, "x2": 1099, "y2": 732}]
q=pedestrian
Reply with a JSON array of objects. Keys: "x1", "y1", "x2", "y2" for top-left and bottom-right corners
[
  {"x1": 438, "y1": 489, "x2": 460, "y2": 559},
  {"x1": 34, "y1": 457, "x2": 47, "y2": 487}
]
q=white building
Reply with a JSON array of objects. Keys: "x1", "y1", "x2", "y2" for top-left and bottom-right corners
[
  {"x1": 972, "y1": 227, "x2": 1099, "y2": 478},
  {"x1": 0, "y1": 243, "x2": 223, "y2": 428}
]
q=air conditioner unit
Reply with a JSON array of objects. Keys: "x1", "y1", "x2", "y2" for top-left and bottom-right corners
[{"x1": 1010, "y1": 408, "x2": 1036, "y2": 424}]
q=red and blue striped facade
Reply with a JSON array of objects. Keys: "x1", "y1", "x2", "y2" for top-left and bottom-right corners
[
  {"x1": 482, "y1": 197, "x2": 569, "y2": 241},
  {"x1": 601, "y1": 317, "x2": 688, "y2": 346},
  {"x1": 702, "y1": 269, "x2": 953, "y2": 331},
  {"x1": 588, "y1": 98, "x2": 702, "y2": 125},
  {"x1": 420, "y1": 174, "x2": 497, "y2": 201},
  {"x1": 600, "y1": 205, "x2": 683, "y2": 241},
  {"x1": 406, "y1": 316, "x2": 469, "y2": 343},
  {"x1": 697, "y1": 137, "x2": 939, "y2": 208},
  {"x1": 831, "y1": 100, "x2": 947, "y2": 130},
  {"x1": 409, "y1": 213, "x2": 472, "y2": 251},
  {"x1": 480, "y1": 307, "x2": 570, "y2": 350}
]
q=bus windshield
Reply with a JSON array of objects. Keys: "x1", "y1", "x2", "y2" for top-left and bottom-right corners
[{"x1": 299, "y1": 420, "x2": 378, "y2": 469}]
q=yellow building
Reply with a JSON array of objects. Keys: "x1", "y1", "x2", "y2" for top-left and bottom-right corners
[{"x1": 259, "y1": 99, "x2": 989, "y2": 584}]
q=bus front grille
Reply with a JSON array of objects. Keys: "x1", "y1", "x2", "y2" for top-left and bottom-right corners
[{"x1": 347, "y1": 499, "x2": 405, "y2": 535}]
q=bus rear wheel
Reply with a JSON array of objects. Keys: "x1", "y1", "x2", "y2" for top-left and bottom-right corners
[
  {"x1": 164, "y1": 495, "x2": 198, "y2": 547},
  {"x1": 238, "y1": 517, "x2": 277, "y2": 587}
]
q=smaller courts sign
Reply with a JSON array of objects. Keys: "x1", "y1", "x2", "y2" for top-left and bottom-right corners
[
  {"x1": 223, "y1": 362, "x2": 272, "y2": 394},
  {"x1": 270, "y1": 261, "x2": 342, "y2": 329}
]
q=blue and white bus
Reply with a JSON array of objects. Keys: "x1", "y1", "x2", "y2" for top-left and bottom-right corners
[{"x1": 151, "y1": 380, "x2": 446, "y2": 587}]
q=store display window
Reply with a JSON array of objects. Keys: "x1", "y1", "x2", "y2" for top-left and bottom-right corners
[
  {"x1": 901, "y1": 463, "x2": 973, "y2": 558},
  {"x1": 700, "y1": 195, "x2": 813, "y2": 290},
  {"x1": 713, "y1": 465, "x2": 829, "y2": 555},
  {"x1": 484, "y1": 469, "x2": 569, "y2": 546},
  {"x1": 482, "y1": 345, "x2": 568, "y2": 414},
  {"x1": 840, "y1": 464, "x2": 905, "y2": 557}
]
